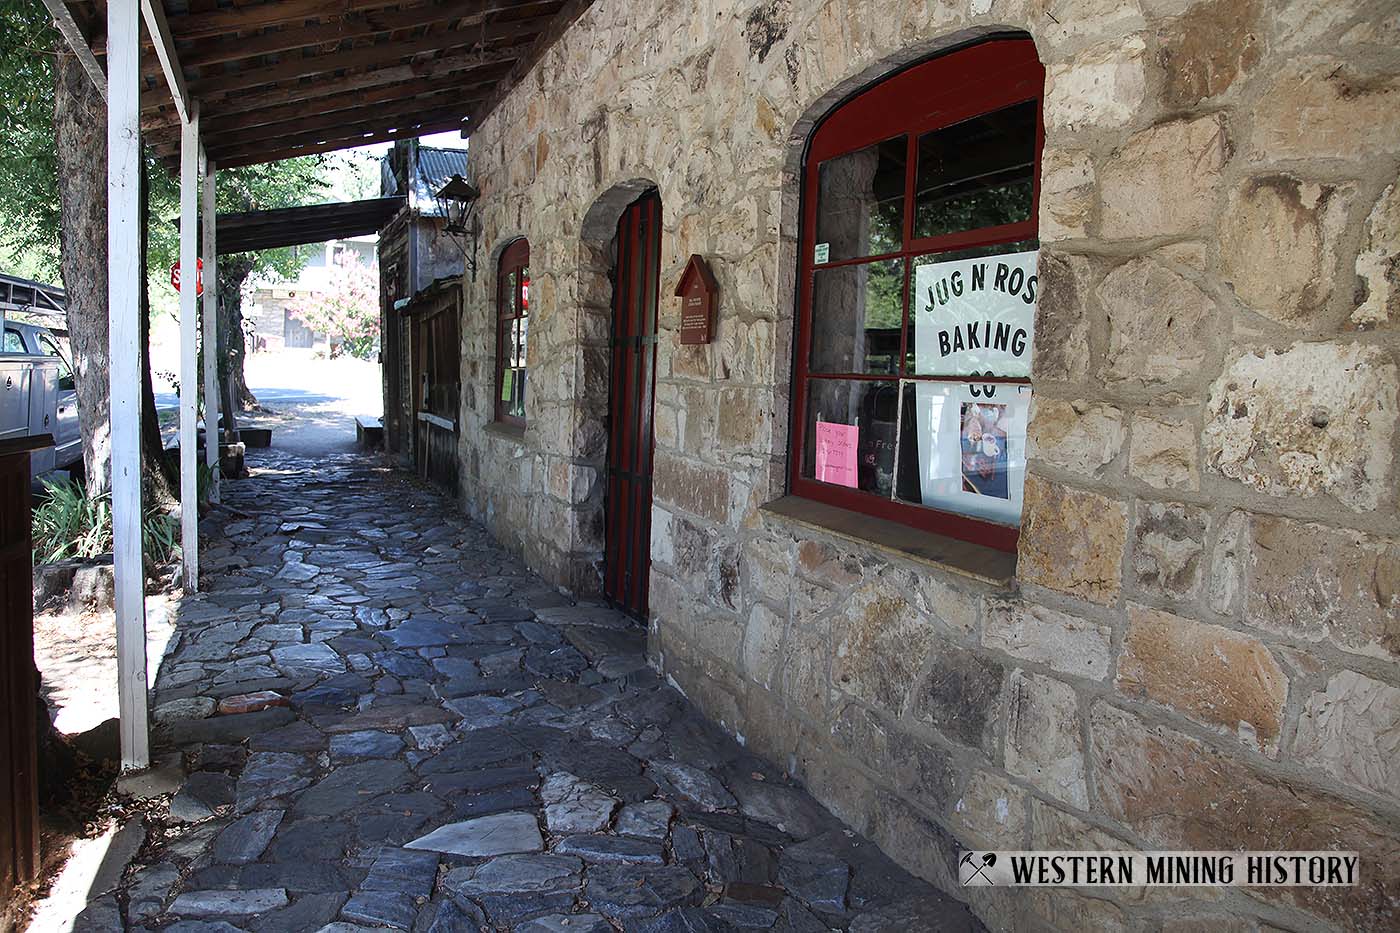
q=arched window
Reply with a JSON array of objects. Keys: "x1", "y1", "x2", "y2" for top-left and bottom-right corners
[
  {"x1": 790, "y1": 37, "x2": 1045, "y2": 552},
  {"x1": 496, "y1": 238, "x2": 530, "y2": 426}
]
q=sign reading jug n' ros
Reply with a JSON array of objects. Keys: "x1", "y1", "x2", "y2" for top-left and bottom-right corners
[{"x1": 910, "y1": 249, "x2": 1037, "y2": 526}]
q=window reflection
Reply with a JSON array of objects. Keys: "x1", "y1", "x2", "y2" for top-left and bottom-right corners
[
  {"x1": 915, "y1": 101, "x2": 1036, "y2": 239},
  {"x1": 802, "y1": 379, "x2": 900, "y2": 497},
  {"x1": 809, "y1": 260, "x2": 903, "y2": 375},
  {"x1": 816, "y1": 136, "x2": 906, "y2": 263}
]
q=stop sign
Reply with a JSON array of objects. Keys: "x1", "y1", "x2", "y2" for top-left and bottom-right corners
[{"x1": 171, "y1": 258, "x2": 204, "y2": 297}]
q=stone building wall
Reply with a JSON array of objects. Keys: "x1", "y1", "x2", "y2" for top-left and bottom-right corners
[{"x1": 451, "y1": 1, "x2": 1400, "y2": 928}]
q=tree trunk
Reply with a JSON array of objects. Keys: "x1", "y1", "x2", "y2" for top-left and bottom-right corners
[
  {"x1": 53, "y1": 51, "x2": 110, "y2": 493},
  {"x1": 140, "y1": 162, "x2": 177, "y2": 508},
  {"x1": 55, "y1": 51, "x2": 175, "y2": 510},
  {"x1": 217, "y1": 256, "x2": 258, "y2": 411}
]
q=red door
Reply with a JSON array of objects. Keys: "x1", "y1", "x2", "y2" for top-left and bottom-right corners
[{"x1": 604, "y1": 191, "x2": 662, "y2": 617}]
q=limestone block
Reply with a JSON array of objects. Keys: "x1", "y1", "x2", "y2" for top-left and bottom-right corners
[
  {"x1": 830, "y1": 581, "x2": 935, "y2": 715},
  {"x1": 716, "y1": 386, "x2": 773, "y2": 451},
  {"x1": 1100, "y1": 114, "x2": 1229, "y2": 239},
  {"x1": 1153, "y1": 0, "x2": 1263, "y2": 108},
  {"x1": 981, "y1": 599, "x2": 1113, "y2": 681},
  {"x1": 1245, "y1": 514, "x2": 1400, "y2": 661},
  {"x1": 1089, "y1": 703, "x2": 1400, "y2": 929},
  {"x1": 1116, "y1": 605, "x2": 1287, "y2": 753},
  {"x1": 795, "y1": 539, "x2": 862, "y2": 588},
  {"x1": 1030, "y1": 798, "x2": 1126, "y2": 850},
  {"x1": 908, "y1": 643, "x2": 1006, "y2": 755},
  {"x1": 1017, "y1": 475, "x2": 1127, "y2": 606},
  {"x1": 1128, "y1": 412, "x2": 1199, "y2": 491},
  {"x1": 1044, "y1": 36, "x2": 1147, "y2": 130},
  {"x1": 1032, "y1": 251, "x2": 1094, "y2": 383},
  {"x1": 1131, "y1": 501, "x2": 1207, "y2": 599},
  {"x1": 742, "y1": 531, "x2": 792, "y2": 604},
  {"x1": 1039, "y1": 149, "x2": 1096, "y2": 241},
  {"x1": 1005, "y1": 670, "x2": 1088, "y2": 808},
  {"x1": 779, "y1": 618, "x2": 829, "y2": 718},
  {"x1": 1250, "y1": 59, "x2": 1400, "y2": 163},
  {"x1": 1026, "y1": 398, "x2": 1125, "y2": 477},
  {"x1": 1022, "y1": 891, "x2": 1130, "y2": 933},
  {"x1": 1355, "y1": 178, "x2": 1400, "y2": 326},
  {"x1": 1099, "y1": 257, "x2": 1217, "y2": 386},
  {"x1": 951, "y1": 769, "x2": 1027, "y2": 850},
  {"x1": 1202, "y1": 342, "x2": 1398, "y2": 510},
  {"x1": 1293, "y1": 670, "x2": 1400, "y2": 802},
  {"x1": 653, "y1": 453, "x2": 731, "y2": 524},
  {"x1": 1220, "y1": 175, "x2": 1350, "y2": 327},
  {"x1": 741, "y1": 601, "x2": 785, "y2": 690}
]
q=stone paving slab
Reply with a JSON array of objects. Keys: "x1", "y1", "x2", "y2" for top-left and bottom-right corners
[{"x1": 99, "y1": 448, "x2": 982, "y2": 932}]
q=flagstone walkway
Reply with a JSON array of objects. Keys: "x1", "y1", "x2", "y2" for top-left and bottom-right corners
[{"x1": 77, "y1": 446, "x2": 980, "y2": 932}]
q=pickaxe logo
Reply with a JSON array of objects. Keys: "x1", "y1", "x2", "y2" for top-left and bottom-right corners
[{"x1": 960, "y1": 851, "x2": 997, "y2": 885}]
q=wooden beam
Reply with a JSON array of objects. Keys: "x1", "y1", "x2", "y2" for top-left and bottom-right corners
[
  {"x1": 106, "y1": 0, "x2": 150, "y2": 772},
  {"x1": 188, "y1": 19, "x2": 545, "y2": 98},
  {"x1": 147, "y1": 75, "x2": 487, "y2": 137},
  {"x1": 179, "y1": 104, "x2": 200, "y2": 591},
  {"x1": 207, "y1": 105, "x2": 469, "y2": 163},
  {"x1": 179, "y1": 0, "x2": 562, "y2": 70},
  {"x1": 40, "y1": 0, "x2": 106, "y2": 99},
  {"x1": 97, "y1": 0, "x2": 402, "y2": 49},
  {"x1": 201, "y1": 152, "x2": 220, "y2": 504},
  {"x1": 154, "y1": 90, "x2": 477, "y2": 155},
  {"x1": 217, "y1": 115, "x2": 469, "y2": 168},
  {"x1": 140, "y1": 0, "x2": 192, "y2": 123},
  {"x1": 142, "y1": 47, "x2": 514, "y2": 119}
]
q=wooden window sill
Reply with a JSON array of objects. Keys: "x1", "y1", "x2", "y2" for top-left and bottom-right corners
[{"x1": 760, "y1": 495, "x2": 1016, "y2": 586}]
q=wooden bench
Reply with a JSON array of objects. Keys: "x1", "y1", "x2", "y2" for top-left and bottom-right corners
[{"x1": 355, "y1": 416, "x2": 384, "y2": 450}]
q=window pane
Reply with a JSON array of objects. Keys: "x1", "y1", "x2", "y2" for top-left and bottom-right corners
[
  {"x1": 914, "y1": 100, "x2": 1036, "y2": 239},
  {"x1": 4, "y1": 330, "x2": 24, "y2": 353},
  {"x1": 894, "y1": 380, "x2": 1030, "y2": 526},
  {"x1": 815, "y1": 136, "x2": 905, "y2": 263},
  {"x1": 908, "y1": 242, "x2": 1037, "y2": 377},
  {"x1": 801, "y1": 379, "x2": 899, "y2": 497},
  {"x1": 809, "y1": 259, "x2": 903, "y2": 375},
  {"x1": 501, "y1": 270, "x2": 517, "y2": 319}
]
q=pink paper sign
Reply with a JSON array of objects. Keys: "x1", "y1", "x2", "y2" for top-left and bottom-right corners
[{"x1": 815, "y1": 421, "x2": 859, "y2": 488}]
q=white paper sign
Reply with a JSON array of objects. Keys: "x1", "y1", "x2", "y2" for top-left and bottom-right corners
[
  {"x1": 911, "y1": 382, "x2": 1030, "y2": 525},
  {"x1": 912, "y1": 249, "x2": 1038, "y2": 377}
]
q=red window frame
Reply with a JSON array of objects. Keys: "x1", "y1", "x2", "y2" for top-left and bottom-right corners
[
  {"x1": 495, "y1": 237, "x2": 530, "y2": 427},
  {"x1": 789, "y1": 37, "x2": 1046, "y2": 553}
]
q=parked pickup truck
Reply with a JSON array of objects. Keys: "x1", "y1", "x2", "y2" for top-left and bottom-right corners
[{"x1": 0, "y1": 319, "x2": 82, "y2": 476}]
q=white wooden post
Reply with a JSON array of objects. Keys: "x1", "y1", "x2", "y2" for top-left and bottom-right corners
[
  {"x1": 107, "y1": 0, "x2": 148, "y2": 771},
  {"x1": 179, "y1": 104, "x2": 200, "y2": 591},
  {"x1": 202, "y1": 153, "x2": 221, "y2": 503}
]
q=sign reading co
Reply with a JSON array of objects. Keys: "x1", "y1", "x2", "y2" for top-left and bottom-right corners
[{"x1": 171, "y1": 258, "x2": 204, "y2": 297}]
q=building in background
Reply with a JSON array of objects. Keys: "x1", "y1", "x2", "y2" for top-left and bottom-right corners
[
  {"x1": 378, "y1": 141, "x2": 468, "y2": 460},
  {"x1": 244, "y1": 236, "x2": 378, "y2": 352}
]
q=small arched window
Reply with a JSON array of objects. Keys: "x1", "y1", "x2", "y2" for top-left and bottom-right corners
[
  {"x1": 790, "y1": 37, "x2": 1045, "y2": 552},
  {"x1": 495, "y1": 238, "x2": 530, "y2": 426}
]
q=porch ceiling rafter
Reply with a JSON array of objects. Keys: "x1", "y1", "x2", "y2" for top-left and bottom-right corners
[
  {"x1": 65, "y1": 0, "x2": 593, "y2": 169},
  {"x1": 149, "y1": 89, "x2": 485, "y2": 158}
]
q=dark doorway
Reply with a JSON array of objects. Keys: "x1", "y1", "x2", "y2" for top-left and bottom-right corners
[{"x1": 604, "y1": 190, "x2": 662, "y2": 618}]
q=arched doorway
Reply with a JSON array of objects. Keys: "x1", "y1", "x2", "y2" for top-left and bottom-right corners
[{"x1": 603, "y1": 189, "x2": 662, "y2": 617}]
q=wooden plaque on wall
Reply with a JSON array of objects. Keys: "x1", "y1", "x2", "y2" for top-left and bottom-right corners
[{"x1": 674, "y1": 254, "x2": 717, "y2": 345}]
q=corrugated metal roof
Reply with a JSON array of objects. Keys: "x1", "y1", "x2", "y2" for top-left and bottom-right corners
[{"x1": 383, "y1": 145, "x2": 469, "y2": 217}]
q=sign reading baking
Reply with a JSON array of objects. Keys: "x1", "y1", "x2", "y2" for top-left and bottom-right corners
[{"x1": 912, "y1": 249, "x2": 1038, "y2": 378}]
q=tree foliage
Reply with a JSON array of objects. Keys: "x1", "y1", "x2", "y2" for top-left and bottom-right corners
[
  {"x1": 0, "y1": 0, "x2": 61, "y2": 277},
  {"x1": 287, "y1": 253, "x2": 380, "y2": 360},
  {"x1": 0, "y1": 0, "x2": 331, "y2": 292}
]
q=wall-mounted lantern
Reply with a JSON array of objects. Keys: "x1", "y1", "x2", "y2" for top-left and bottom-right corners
[{"x1": 434, "y1": 173, "x2": 481, "y2": 281}]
